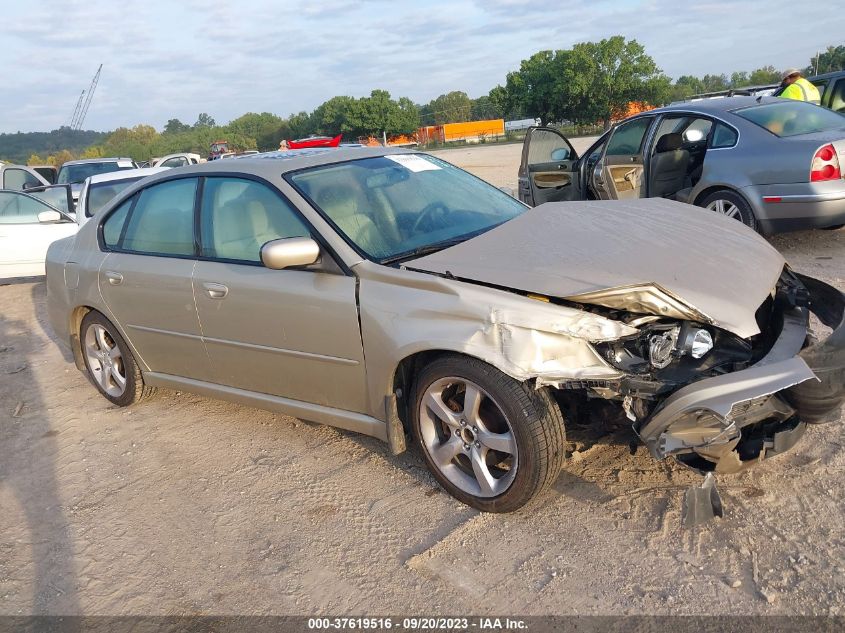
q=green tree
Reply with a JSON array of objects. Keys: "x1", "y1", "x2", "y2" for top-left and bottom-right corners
[
  {"x1": 563, "y1": 36, "x2": 670, "y2": 128},
  {"x1": 700, "y1": 74, "x2": 729, "y2": 92},
  {"x1": 748, "y1": 66, "x2": 781, "y2": 85},
  {"x1": 194, "y1": 113, "x2": 216, "y2": 128},
  {"x1": 807, "y1": 45, "x2": 845, "y2": 75},
  {"x1": 730, "y1": 71, "x2": 749, "y2": 87},
  {"x1": 488, "y1": 85, "x2": 510, "y2": 120},
  {"x1": 504, "y1": 50, "x2": 567, "y2": 125},
  {"x1": 470, "y1": 95, "x2": 502, "y2": 120},
  {"x1": 226, "y1": 112, "x2": 284, "y2": 151},
  {"x1": 163, "y1": 118, "x2": 191, "y2": 134},
  {"x1": 428, "y1": 91, "x2": 472, "y2": 124},
  {"x1": 671, "y1": 75, "x2": 704, "y2": 101}
]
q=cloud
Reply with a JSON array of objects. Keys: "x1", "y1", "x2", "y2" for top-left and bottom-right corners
[{"x1": 0, "y1": 0, "x2": 841, "y2": 133}]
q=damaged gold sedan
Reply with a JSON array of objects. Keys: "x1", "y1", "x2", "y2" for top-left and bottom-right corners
[{"x1": 45, "y1": 147, "x2": 844, "y2": 513}]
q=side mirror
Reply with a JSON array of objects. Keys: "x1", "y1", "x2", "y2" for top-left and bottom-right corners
[
  {"x1": 38, "y1": 210, "x2": 62, "y2": 223},
  {"x1": 261, "y1": 237, "x2": 320, "y2": 270},
  {"x1": 551, "y1": 147, "x2": 570, "y2": 161}
]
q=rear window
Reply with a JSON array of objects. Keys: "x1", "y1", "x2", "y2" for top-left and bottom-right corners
[
  {"x1": 733, "y1": 101, "x2": 845, "y2": 137},
  {"x1": 57, "y1": 161, "x2": 135, "y2": 184}
]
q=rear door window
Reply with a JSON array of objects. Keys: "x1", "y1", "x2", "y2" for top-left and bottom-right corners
[
  {"x1": 710, "y1": 122, "x2": 738, "y2": 148},
  {"x1": 120, "y1": 179, "x2": 197, "y2": 256}
]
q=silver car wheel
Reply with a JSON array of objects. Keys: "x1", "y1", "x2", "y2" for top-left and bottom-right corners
[
  {"x1": 418, "y1": 376, "x2": 518, "y2": 498},
  {"x1": 706, "y1": 198, "x2": 740, "y2": 219},
  {"x1": 84, "y1": 323, "x2": 127, "y2": 397}
]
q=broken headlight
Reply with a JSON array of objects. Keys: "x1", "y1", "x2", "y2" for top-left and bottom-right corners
[{"x1": 598, "y1": 321, "x2": 718, "y2": 375}]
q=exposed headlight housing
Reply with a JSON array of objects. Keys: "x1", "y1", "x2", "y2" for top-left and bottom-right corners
[
  {"x1": 648, "y1": 327, "x2": 679, "y2": 369},
  {"x1": 681, "y1": 326, "x2": 714, "y2": 359}
]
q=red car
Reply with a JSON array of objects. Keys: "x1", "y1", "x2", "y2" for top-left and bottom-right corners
[{"x1": 286, "y1": 134, "x2": 342, "y2": 149}]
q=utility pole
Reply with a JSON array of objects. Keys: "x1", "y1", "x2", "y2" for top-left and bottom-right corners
[{"x1": 814, "y1": 51, "x2": 820, "y2": 75}]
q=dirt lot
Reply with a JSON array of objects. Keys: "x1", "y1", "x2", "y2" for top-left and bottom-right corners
[{"x1": 1, "y1": 142, "x2": 844, "y2": 616}]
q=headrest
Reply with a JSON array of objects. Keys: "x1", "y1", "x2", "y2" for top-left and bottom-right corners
[
  {"x1": 655, "y1": 133, "x2": 683, "y2": 153},
  {"x1": 316, "y1": 184, "x2": 358, "y2": 219}
]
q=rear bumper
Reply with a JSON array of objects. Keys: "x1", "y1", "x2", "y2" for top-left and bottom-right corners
[
  {"x1": 638, "y1": 274, "x2": 844, "y2": 473},
  {"x1": 744, "y1": 184, "x2": 845, "y2": 233}
]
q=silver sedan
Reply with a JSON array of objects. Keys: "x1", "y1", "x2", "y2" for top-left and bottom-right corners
[
  {"x1": 519, "y1": 96, "x2": 845, "y2": 233},
  {"x1": 45, "y1": 147, "x2": 844, "y2": 513}
]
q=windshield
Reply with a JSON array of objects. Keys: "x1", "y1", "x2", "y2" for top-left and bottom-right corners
[
  {"x1": 288, "y1": 154, "x2": 527, "y2": 262},
  {"x1": 733, "y1": 101, "x2": 845, "y2": 137},
  {"x1": 86, "y1": 177, "x2": 143, "y2": 217},
  {"x1": 57, "y1": 161, "x2": 135, "y2": 184}
]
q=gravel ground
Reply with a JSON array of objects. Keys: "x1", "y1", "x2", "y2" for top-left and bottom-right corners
[{"x1": 0, "y1": 141, "x2": 843, "y2": 616}]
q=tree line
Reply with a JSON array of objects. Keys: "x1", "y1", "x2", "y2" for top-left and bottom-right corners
[{"x1": 3, "y1": 39, "x2": 841, "y2": 165}]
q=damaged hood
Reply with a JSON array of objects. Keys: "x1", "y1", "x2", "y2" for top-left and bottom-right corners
[{"x1": 406, "y1": 199, "x2": 785, "y2": 338}]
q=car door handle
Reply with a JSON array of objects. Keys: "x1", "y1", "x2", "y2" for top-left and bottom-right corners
[
  {"x1": 203, "y1": 282, "x2": 228, "y2": 299},
  {"x1": 104, "y1": 271, "x2": 123, "y2": 285}
]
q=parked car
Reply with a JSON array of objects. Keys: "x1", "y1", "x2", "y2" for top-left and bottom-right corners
[
  {"x1": 57, "y1": 157, "x2": 138, "y2": 205},
  {"x1": 45, "y1": 147, "x2": 843, "y2": 512},
  {"x1": 0, "y1": 185, "x2": 76, "y2": 279},
  {"x1": 519, "y1": 96, "x2": 845, "y2": 234},
  {"x1": 0, "y1": 162, "x2": 52, "y2": 191},
  {"x1": 76, "y1": 167, "x2": 168, "y2": 227},
  {"x1": 808, "y1": 70, "x2": 845, "y2": 113},
  {"x1": 151, "y1": 153, "x2": 203, "y2": 168}
]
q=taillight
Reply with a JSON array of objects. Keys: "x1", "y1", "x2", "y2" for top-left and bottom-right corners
[{"x1": 810, "y1": 144, "x2": 842, "y2": 182}]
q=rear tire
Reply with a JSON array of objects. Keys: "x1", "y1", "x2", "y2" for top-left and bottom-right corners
[
  {"x1": 698, "y1": 190, "x2": 756, "y2": 231},
  {"x1": 410, "y1": 354, "x2": 565, "y2": 513},
  {"x1": 80, "y1": 311, "x2": 154, "y2": 407}
]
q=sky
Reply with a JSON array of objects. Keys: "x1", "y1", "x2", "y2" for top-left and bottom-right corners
[{"x1": 1, "y1": 0, "x2": 842, "y2": 134}]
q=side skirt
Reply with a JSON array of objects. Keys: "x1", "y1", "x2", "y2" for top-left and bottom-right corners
[{"x1": 144, "y1": 372, "x2": 389, "y2": 442}]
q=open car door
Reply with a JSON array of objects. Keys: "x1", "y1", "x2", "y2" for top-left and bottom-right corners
[
  {"x1": 591, "y1": 116, "x2": 654, "y2": 200},
  {"x1": 518, "y1": 127, "x2": 580, "y2": 207}
]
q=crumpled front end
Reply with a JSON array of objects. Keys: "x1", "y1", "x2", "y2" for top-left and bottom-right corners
[{"x1": 636, "y1": 273, "x2": 844, "y2": 474}]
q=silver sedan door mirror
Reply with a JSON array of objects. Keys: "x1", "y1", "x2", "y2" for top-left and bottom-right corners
[{"x1": 260, "y1": 237, "x2": 320, "y2": 270}]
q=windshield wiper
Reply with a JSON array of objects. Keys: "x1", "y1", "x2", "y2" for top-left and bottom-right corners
[{"x1": 379, "y1": 236, "x2": 471, "y2": 265}]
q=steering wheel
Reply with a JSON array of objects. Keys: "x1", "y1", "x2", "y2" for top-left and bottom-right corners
[{"x1": 412, "y1": 202, "x2": 450, "y2": 234}]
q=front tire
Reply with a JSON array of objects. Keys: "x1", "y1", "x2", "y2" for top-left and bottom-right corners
[
  {"x1": 80, "y1": 311, "x2": 153, "y2": 406},
  {"x1": 698, "y1": 189, "x2": 756, "y2": 231},
  {"x1": 410, "y1": 355, "x2": 565, "y2": 512}
]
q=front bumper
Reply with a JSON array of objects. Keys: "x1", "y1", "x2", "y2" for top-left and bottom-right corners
[{"x1": 637, "y1": 274, "x2": 844, "y2": 473}]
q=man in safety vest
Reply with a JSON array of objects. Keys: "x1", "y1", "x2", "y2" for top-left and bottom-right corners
[{"x1": 778, "y1": 68, "x2": 821, "y2": 104}]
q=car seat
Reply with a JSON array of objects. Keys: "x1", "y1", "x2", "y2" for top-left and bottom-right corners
[
  {"x1": 315, "y1": 183, "x2": 387, "y2": 257},
  {"x1": 649, "y1": 133, "x2": 690, "y2": 199}
]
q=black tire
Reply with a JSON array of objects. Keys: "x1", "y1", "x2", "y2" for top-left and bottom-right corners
[
  {"x1": 410, "y1": 354, "x2": 565, "y2": 513},
  {"x1": 822, "y1": 224, "x2": 844, "y2": 231},
  {"x1": 698, "y1": 189, "x2": 756, "y2": 231},
  {"x1": 80, "y1": 311, "x2": 154, "y2": 407}
]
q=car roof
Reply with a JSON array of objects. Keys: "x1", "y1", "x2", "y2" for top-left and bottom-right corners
[
  {"x1": 85, "y1": 167, "x2": 168, "y2": 184},
  {"x1": 649, "y1": 95, "x2": 785, "y2": 116},
  {"x1": 61, "y1": 157, "x2": 134, "y2": 166},
  {"x1": 135, "y1": 147, "x2": 417, "y2": 184},
  {"x1": 810, "y1": 69, "x2": 845, "y2": 81}
]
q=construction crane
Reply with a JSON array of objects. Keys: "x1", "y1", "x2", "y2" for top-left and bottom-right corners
[
  {"x1": 69, "y1": 64, "x2": 102, "y2": 130},
  {"x1": 68, "y1": 90, "x2": 85, "y2": 128}
]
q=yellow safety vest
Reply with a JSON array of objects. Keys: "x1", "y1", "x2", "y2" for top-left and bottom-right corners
[{"x1": 780, "y1": 77, "x2": 821, "y2": 104}]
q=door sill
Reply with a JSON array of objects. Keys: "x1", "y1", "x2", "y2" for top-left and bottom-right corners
[{"x1": 144, "y1": 372, "x2": 388, "y2": 442}]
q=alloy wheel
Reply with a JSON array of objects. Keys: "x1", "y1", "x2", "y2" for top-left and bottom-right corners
[
  {"x1": 84, "y1": 323, "x2": 127, "y2": 397},
  {"x1": 418, "y1": 376, "x2": 518, "y2": 498},
  {"x1": 706, "y1": 198, "x2": 740, "y2": 219}
]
